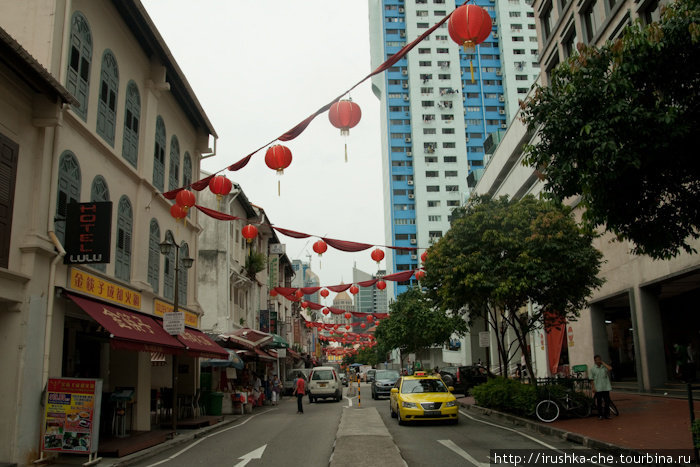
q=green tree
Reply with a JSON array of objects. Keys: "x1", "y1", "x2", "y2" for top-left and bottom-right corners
[
  {"x1": 521, "y1": 0, "x2": 700, "y2": 259},
  {"x1": 374, "y1": 286, "x2": 468, "y2": 368},
  {"x1": 343, "y1": 347, "x2": 381, "y2": 367},
  {"x1": 423, "y1": 195, "x2": 603, "y2": 381}
]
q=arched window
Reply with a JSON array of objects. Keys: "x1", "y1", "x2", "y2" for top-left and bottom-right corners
[
  {"x1": 148, "y1": 219, "x2": 160, "y2": 293},
  {"x1": 55, "y1": 151, "x2": 81, "y2": 244},
  {"x1": 89, "y1": 175, "x2": 109, "y2": 273},
  {"x1": 96, "y1": 50, "x2": 119, "y2": 146},
  {"x1": 115, "y1": 196, "x2": 132, "y2": 281},
  {"x1": 183, "y1": 152, "x2": 192, "y2": 187},
  {"x1": 66, "y1": 12, "x2": 92, "y2": 121},
  {"x1": 163, "y1": 230, "x2": 175, "y2": 300},
  {"x1": 122, "y1": 81, "x2": 140, "y2": 167},
  {"x1": 178, "y1": 242, "x2": 189, "y2": 305},
  {"x1": 168, "y1": 135, "x2": 180, "y2": 192},
  {"x1": 152, "y1": 116, "x2": 166, "y2": 191}
]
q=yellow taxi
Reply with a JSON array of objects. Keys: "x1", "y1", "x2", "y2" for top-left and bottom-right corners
[{"x1": 389, "y1": 371, "x2": 459, "y2": 425}]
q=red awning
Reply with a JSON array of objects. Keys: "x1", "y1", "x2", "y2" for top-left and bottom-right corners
[
  {"x1": 66, "y1": 293, "x2": 185, "y2": 354},
  {"x1": 254, "y1": 348, "x2": 277, "y2": 361},
  {"x1": 218, "y1": 328, "x2": 273, "y2": 350},
  {"x1": 176, "y1": 327, "x2": 229, "y2": 359}
]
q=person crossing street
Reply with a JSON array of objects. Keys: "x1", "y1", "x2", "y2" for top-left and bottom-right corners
[{"x1": 294, "y1": 373, "x2": 306, "y2": 414}]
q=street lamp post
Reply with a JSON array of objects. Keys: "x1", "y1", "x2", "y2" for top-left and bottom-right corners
[{"x1": 159, "y1": 238, "x2": 193, "y2": 433}]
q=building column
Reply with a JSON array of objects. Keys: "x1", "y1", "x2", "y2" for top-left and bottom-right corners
[
  {"x1": 589, "y1": 303, "x2": 610, "y2": 362},
  {"x1": 631, "y1": 286, "x2": 666, "y2": 391},
  {"x1": 135, "y1": 352, "x2": 151, "y2": 431}
]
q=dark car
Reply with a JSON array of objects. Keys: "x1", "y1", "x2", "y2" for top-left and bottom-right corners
[
  {"x1": 371, "y1": 369, "x2": 400, "y2": 399},
  {"x1": 338, "y1": 372, "x2": 349, "y2": 387},
  {"x1": 440, "y1": 365, "x2": 489, "y2": 396}
]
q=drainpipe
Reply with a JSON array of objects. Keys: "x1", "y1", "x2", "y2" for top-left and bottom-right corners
[
  {"x1": 43, "y1": 231, "x2": 66, "y2": 388},
  {"x1": 226, "y1": 187, "x2": 241, "y2": 330}
]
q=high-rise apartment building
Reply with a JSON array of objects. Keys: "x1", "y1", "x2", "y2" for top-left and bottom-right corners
[
  {"x1": 291, "y1": 259, "x2": 320, "y2": 305},
  {"x1": 353, "y1": 266, "x2": 389, "y2": 315},
  {"x1": 369, "y1": 0, "x2": 507, "y2": 296}
]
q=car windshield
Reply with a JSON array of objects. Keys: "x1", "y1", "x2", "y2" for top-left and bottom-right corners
[
  {"x1": 311, "y1": 370, "x2": 334, "y2": 380},
  {"x1": 401, "y1": 378, "x2": 448, "y2": 394},
  {"x1": 376, "y1": 370, "x2": 399, "y2": 380}
]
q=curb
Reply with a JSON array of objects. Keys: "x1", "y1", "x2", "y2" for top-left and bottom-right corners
[
  {"x1": 108, "y1": 414, "x2": 245, "y2": 467},
  {"x1": 458, "y1": 402, "x2": 646, "y2": 457}
]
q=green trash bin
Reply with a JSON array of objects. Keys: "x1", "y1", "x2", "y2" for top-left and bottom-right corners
[{"x1": 208, "y1": 392, "x2": 224, "y2": 416}]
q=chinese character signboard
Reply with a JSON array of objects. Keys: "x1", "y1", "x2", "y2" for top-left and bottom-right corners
[
  {"x1": 64, "y1": 202, "x2": 112, "y2": 264},
  {"x1": 153, "y1": 299, "x2": 199, "y2": 327},
  {"x1": 270, "y1": 310, "x2": 278, "y2": 334},
  {"x1": 42, "y1": 378, "x2": 103, "y2": 454},
  {"x1": 268, "y1": 256, "x2": 279, "y2": 288},
  {"x1": 69, "y1": 268, "x2": 141, "y2": 310},
  {"x1": 259, "y1": 309, "x2": 269, "y2": 333}
]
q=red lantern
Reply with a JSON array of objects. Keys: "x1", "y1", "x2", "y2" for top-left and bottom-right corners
[
  {"x1": 170, "y1": 204, "x2": 187, "y2": 221},
  {"x1": 415, "y1": 270, "x2": 426, "y2": 281},
  {"x1": 295, "y1": 290, "x2": 304, "y2": 299},
  {"x1": 270, "y1": 289, "x2": 278, "y2": 297},
  {"x1": 264, "y1": 144, "x2": 293, "y2": 196},
  {"x1": 242, "y1": 224, "x2": 258, "y2": 243},
  {"x1": 313, "y1": 240, "x2": 328, "y2": 257},
  {"x1": 175, "y1": 189, "x2": 196, "y2": 211},
  {"x1": 333, "y1": 324, "x2": 339, "y2": 330},
  {"x1": 209, "y1": 175, "x2": 233, "y2": 209},
  {"x1": 421, "y1": 251, "x2": 428, "y2": 263},
  {"x1": 328, "y1": 99, "x2": 362, "y2": 162},
  {"x1": 320, "y1": 289, "x2": 330, "y2": 298},
  {"x1": 345, "y1": 325, "x2": 350, "y2": 330},
  {"x1": 370, "y1": 248, "x2": 385, "y2": 266},
  {"x1": 360, "y1": 323, "x2": 366, "y2": 329},
  {"x1": 322, "y1": 308, "x2": 330, "y2": 315},
  {"x1": 301, "y1": 301, "x2": 309, "y2": 309},
  {"x1": 367, "y1": 315, "x2": 374, "y2": 322},
  {"x1": 376, "y1": 280, "x2": 387, "y2": 290},
  {"x1": 344, "y1": 312, "x2": 352, "y2": 320},
  {"x1": 349, "y1": 285, "x2": 359, "y2": 295},
  {"x1": 448, "y1": 4, "x2": 492, "y2": 82}
]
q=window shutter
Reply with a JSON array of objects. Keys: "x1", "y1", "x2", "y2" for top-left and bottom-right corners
[{"x1": 0, "y1": 133, "x2": 18, "y2": 268}]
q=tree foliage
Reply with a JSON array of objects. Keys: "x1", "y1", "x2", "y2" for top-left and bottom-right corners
[
  {"x1": 423, "y1": 195, "x2": 604, "y2": 379},
  {"x1": 374, "y1": 286, "x2": 468, "y2": 363},
  {"x1": 342, "y1": 347, "x2": 381, "y2": 367},
  {"x1": 521, "y1": 0, "x2": 700, "y2": 259}
]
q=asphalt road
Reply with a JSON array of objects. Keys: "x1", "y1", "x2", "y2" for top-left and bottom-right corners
[{"x1": 126, "y1": 383, "x2": 594, "y2": 467}]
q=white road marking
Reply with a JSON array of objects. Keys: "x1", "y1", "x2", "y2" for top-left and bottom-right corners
[
  {"x1": 438, "y1": 439, "x2": 489, "y2": 467},
  {"x1": 233, "y1": 444, "x2": 267, "y2": 467},
  {"x1": 345, "y1": 395, "x2": 353, "y2": 407},
  {"x1": 144, "y1": 409, "x2": 276, "y2": 467}
]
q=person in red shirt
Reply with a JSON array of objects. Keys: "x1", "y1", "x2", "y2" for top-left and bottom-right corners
[{"x1": 294, "y1": 373, "x2": 306, "y2": 414}]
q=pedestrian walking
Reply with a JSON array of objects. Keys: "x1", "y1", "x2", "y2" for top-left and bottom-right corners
[
  {"x1": 294, "y1": 373, "x2": 306, "y2": 414},
  {"x1": 591, "y1": 354, "x2": 613, "y2": 419},
  {"x1": 271, "y1": 374, "x2": 282, "y2": 406}
]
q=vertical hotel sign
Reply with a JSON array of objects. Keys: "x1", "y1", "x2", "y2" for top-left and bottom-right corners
[
  {"x1": 64, "y1": 202, "x2": 112, "y2": 264},
  {"x1": 42, "y1": 378, "x2": 103, "y2": 454}
]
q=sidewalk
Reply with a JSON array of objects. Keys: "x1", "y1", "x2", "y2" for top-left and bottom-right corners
[{"x1": 457, "y1": 391, "x2": 699, "y2": 454}]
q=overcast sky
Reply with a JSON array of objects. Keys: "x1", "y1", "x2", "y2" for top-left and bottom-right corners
[{"x1": 142, "y1": 1, "x2": 386, "y2": 303}]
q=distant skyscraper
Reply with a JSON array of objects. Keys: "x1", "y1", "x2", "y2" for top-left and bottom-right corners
[
  {"x1": 291, "y1": 259, "x2": 320, "y2": 304},
  {"x1": 353, "y1": 266, "x2": 389, "y2": 315},
  {"x1": 369, "y1": 0, "x2": 507, "y2": 297}
]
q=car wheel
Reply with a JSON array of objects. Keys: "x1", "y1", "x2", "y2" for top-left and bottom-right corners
[
  {"x1": 397, "y1": 409, "x2": 406, "y2": 426},
  {"x1": 390, "y1": 403, "x2": 397, "y2": 418},
  {"x1": 309, "y1": 395, "x2": 314, "y2": 403}
]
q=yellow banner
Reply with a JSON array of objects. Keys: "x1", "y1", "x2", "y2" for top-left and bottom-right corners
[
  {"x1": 69, "y1": 268, "x2": 141, "y2": 310},
  {"x1": 153, "y1": 299, "x2": 199, "y2": 328}
]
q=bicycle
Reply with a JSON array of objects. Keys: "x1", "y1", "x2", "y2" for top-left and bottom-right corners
[
  {"x1": 535, "y1": 389, "x2": 592, "y2": 423},
  {"x1": 590, "y1": 396, "x2": 619, "y2": 417}
]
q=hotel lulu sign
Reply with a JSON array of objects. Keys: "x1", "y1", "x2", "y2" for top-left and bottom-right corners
[{"x1": 64, "y1": 202, "x2": 112, "y2": 265}]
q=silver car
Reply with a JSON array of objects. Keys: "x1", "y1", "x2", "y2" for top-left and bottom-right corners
[{"x1": 371, "y1": 369, "x2": 400, "y2": 399}]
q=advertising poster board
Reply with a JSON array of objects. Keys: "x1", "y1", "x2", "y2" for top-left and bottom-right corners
[{"x1": 42, "y1": 378, "x2": 103, "y2": 455}]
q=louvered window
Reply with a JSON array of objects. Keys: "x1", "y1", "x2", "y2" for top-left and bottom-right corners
[
  {"x1": 65, "y1": 12, "x2": 91, "y2": 121},
  {"x1": 163, "y1": 230, "x2": 175, "y2": 300},
  {"x1": 178, "y1": 242, "x2": 189, "y2": 305},
  {"x1": 115, "y1": 196, "x2": 132, "y2": 281},
  {"x1": 148, "y1": 219, "x2": 160, "y2": 293},
  {"x1": 122, "y1": 81, "x2": 140, "y2": 167},
  {"x1": 96, "y1": 50, "x2": 118, "y2": 146},
  {"x1": 89, "y1": 175, "x2": 109, "y2": 273},
  {"x1": 168, "y1": 135, "x2": 180, "y2": 192},
  {"x1": 0, "y1": 133, "x2": 18, "y2": 268},
  {"x1": 55, "y1": 151, "x2": 81, "y2": 244},
  {"x1": 152, "y1": 116, "x2": 166, "y2": 191}
]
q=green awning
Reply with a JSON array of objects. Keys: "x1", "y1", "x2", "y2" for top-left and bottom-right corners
[
  {"x1": 200, "y1": 349, "x2": 245, "y2": 369},
  {"x1": 266, "y1": 334, "x2": 289, "y2": 349}
]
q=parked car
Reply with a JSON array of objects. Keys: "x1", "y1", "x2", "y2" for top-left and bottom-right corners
[
  {"x1": 439, "y1": 365, "x2": 489, "y2": 396},
  {"x1": 371, "y1": 369, "x2": 400, "y2": 399},
  {"x1": 366, "y1": 369, "x2": 376, "y2": 383},
  {"x1": 308, "y1": 366, "x2": 342, "y2": 403},
  {"x1": 283, "y1": 368, "x2": 311, "y2": 396},
  {"x1": 389, "y1": 371, "x2": 459, "y2": 425}
]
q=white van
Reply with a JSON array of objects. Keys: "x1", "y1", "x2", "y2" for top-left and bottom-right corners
[{"x1": 307, "y1": 366, "x2": 342, "y2": 403}]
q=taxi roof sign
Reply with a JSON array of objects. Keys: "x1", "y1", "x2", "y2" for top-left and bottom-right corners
[{"x1": 413, "y1": 371, "x2": 427, "y2": 376}]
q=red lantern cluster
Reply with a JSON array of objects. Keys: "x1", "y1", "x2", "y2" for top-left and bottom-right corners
[{"x1": 172, "y1": 189, "x2": 195, "y2": 223}]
